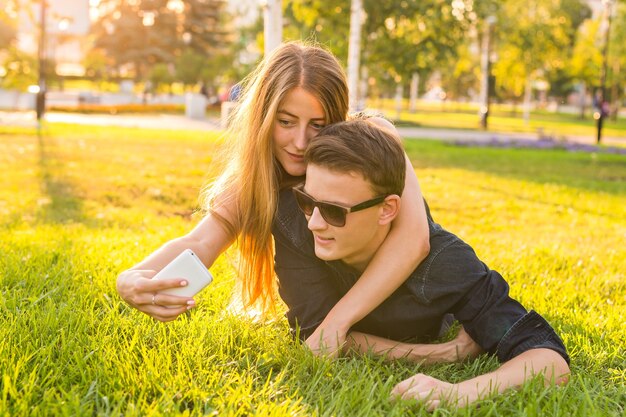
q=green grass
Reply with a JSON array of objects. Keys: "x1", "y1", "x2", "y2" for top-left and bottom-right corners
[
  {"x1": 1, "y1": 123, "x2": 625, "y2": 416},
  {"x1": 372, "y1": 98, "x2": 626, "y2": 138}
]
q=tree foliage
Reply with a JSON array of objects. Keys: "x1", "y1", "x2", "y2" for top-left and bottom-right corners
[
  {"x1": 492, "y1": 0, "x2": 590, "y2": 102},
  {"x1": 570, "y1": 18, "x2": 602, "y2": 89},
  {"x1": 1, "y1": 47, "x2": 38, "y2": 90},
  {"x1": 148, "y1": 62, "x2": 174, "y2": 92},
  {"x1": 607, "y1": 2, "x2": 626, "y2": 113},
  {"x1": 282, "y1": 0, "x2": 599, "y2": 103},
  {"x1": 285, "y1": 0, "x2": 471, "y2": 96},
  {"x1": 90, "y1": 0, "x2": 231, "y2": 84},
  {"x1": 0, "y1": 6, "x2": 17, "y2": 51}
]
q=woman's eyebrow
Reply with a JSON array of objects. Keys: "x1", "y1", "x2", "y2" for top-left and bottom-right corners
[{"x1": 277, "y1": 110, "x2": 325, "y2": 121}]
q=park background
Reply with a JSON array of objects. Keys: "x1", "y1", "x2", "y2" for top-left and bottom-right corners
[{"x1": 1, "y1": 0, "x2": 625, "y2": 416}]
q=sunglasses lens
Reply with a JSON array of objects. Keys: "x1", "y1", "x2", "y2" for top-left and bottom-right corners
[
  {"x1": 293, "y1": 187, "x2": 348, "y2": 227},
  {"x1": 294, "y1": 189, "x2": 315, "y2": 215},
  {"x1": 319, "y1": 203, "x2": 346, "y2": 227}
]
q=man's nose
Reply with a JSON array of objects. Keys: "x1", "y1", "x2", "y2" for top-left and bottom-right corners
[{"x1": 307, "y1": 207, "x2": 327, "y2": 231}]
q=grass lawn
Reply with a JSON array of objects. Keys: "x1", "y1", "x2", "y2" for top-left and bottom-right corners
[
  {"x1": 1, "y1": 123, "x2": 625, "y2": 416},
  {"x1": 372, "y1": 99, "x2": 626, "y2": 139}
]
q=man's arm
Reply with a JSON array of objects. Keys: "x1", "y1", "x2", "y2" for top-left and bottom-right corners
[
  {"x1": 346, "y1": 327, "x2": 484, "y2": 365},
  {"x1": 391, "y1": 348, "x2": 570, "y2": 411},
  {"x1": 391, "y1": 236, "x2": 571, "y2": 409}
]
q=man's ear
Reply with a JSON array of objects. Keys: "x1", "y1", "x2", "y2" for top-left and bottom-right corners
[{"x1": 379, "y1": 195, "x2": 401, "y2": 226}]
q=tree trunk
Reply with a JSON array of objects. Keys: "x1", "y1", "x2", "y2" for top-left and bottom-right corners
[
  {"x1": 347, "y1": 0, "x2": 363, "y2": 112},
  {"x1": 610, "y1": 61, "x2": 620, "y2": 121},
  {"x1": 395, "y1": 82, "x2": 403, "y2": 121},
  {"x1": 523, "y1": 76, "x2": 532, "y2": 125},
  {"x1": 409, "y1": 72, "x2": 419, "y2": 113},
  {"x1": 358, "y1": 65, "x2": 368, "y2": 111},
  {"x1": 579, "y1": 81, "x2": 586, "y2": 119},
  {"x1": 263, "y1": 0, "x2": 282, "y2": 56}
]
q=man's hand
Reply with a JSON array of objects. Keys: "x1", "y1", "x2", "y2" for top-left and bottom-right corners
[
  {"x1": 305, "y1": 322, "x2": 348, "y2": 357},
  {"x1": 390, "y1": 373, "x2": 466, "y2": 411}
]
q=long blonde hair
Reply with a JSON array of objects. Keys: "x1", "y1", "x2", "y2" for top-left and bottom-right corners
[{"x1": 204, "y1": 42, "x2": 349, "y2": 313}]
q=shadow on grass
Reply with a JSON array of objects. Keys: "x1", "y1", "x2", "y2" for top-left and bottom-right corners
[{"x1": 37, "y1": 129, "x2": 87, "y2": 224}]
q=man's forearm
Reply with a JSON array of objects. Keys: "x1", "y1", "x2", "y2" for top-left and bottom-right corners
[
  {"x1": 345, "y1": 331, "x2": 477, "y2": 364},
  {"x1": 454, "y1": 348, "x2": 570, "y2": 406},
  {"x1": 391, "y1": 348, "x2": 570, "y2": 411}
]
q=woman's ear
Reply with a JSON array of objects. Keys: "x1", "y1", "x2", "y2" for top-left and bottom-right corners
[{"x1": 379, "y1": 195, "x2": 401, "y2": 226}]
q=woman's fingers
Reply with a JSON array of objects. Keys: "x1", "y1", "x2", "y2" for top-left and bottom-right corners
[
  {"x1": 118, "y1": 269, "x2": 197, "y2": 320},
  {"x1": 134, "y1": 274, "x2": 188, "y2": 293},
  {"x1": 146, "y1": 292, "x2": 194, "y2": 308},
  {"x1": 149, "y1": 305, "x2": 189, "y2": 322}
]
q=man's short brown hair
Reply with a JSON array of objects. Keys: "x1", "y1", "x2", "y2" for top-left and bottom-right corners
[{"x1": 305, "y1": 120, "x2": 406, "y2": 196}]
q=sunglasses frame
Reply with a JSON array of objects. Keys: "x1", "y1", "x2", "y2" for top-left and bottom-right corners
[{"x1": 292, "y1": 184, "x2": 388, "y2": 227}]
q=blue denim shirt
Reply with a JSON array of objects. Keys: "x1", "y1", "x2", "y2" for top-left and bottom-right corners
[{"x1": 272, "y1": 189, "x2": 569, "y2": 364}]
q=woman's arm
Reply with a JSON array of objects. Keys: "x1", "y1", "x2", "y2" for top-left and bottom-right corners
[
  {"x1": 346, "y1": 327, "x2": 484, "y2": 365},
  {"x1": 391, "y1": 348, "x2": 570, "y2": 411},
  {"x1": 306, "y1": 118, "x2": 430, "y2": 355},
  {"x1": 116, "y1": 201, "x2": 236, "y2": 322}
]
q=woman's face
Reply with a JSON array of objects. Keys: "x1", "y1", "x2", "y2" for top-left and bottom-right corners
[{"x1": 273, "y1": 87, "x2": 326, "y2": 177}]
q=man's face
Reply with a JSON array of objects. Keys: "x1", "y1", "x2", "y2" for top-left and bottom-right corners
[{"x1": 303, "y1": 164, "x2": 387, "y2": 271}]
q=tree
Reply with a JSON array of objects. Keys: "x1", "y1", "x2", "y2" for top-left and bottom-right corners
[
  {"x1": 174, "y1": 47, "x2": 232, "y2": 95},
  {"x1": 569, "y1": 18, "x2": 602, "y2": 118},
  {"x1": 91, "y1": 0, "x2": 177, "y2": 80},
  {"x1": 183, "y1": 0, "x2": 230, "y2": 57},
  {"x1": 363, "y1": 1, "x2": 470, "y2": 97},
  {"x1": 285, "y1": 1, "x2": 470, "y2": 100},
  {"x1": 607, "y1": 2, "x2": 626, "y2": 119},
  {"x1": 0, "y1": 5, "x2": 17, "y2": 52},
  {"x1": 1, "y1": 47, "x2": 38, "y2": 91},
  {"x1": 91, "y1": 0, "x2": 231, "y2": 81},
  {"x1": 83, "y1": 48, "x2": 109, "y2": 82},
  {"x1": 492, "y1": 0, "x2": 584, "y2": 122},
  {"x1": 546, "y1": 68, "x2": 577, "y2": 112},
  {"x1": 440, "y1": 41, "x2": 480, "y2": 102},
  {"x1": 174, "y1": 48, "x2": 206, "y2": 87},
  {"x1": 148, "y1": 62, "x2": 174, "y2": 92},
  {"x1": 544, "y1": 0, "x2": 592, "y2": 112}
]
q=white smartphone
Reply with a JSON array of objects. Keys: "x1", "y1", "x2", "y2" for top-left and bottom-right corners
[{"x1": 153, "y1": 249, "x2": 213, "y2": 297}]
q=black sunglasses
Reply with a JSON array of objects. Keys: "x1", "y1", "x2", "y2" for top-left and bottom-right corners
[{"x1": 292, "y1": 185, "x2": 387, "y2": 227}]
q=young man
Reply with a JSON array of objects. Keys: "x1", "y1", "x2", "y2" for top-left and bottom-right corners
[{"x1": 271, "y1": 120, "x2": 569, "y2": 409}]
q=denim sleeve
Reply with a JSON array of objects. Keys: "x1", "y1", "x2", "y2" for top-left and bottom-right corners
[
  {"x1": 496, "y1": 310, "x2": 570, "y2": 364},
  {"x1": 273, "y1": 220, "x2": 341, "y2": 340},
  {"x1": 413, "y1": 234, "x2": 569, "y2": 364},
  {"x1": 454, "y1": 267, "x2": 569, "y2": 364}
]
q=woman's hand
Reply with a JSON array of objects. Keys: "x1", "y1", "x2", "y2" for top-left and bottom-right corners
[{"x1": 116, "y1": 269, "x2": 195, "y2": 322}]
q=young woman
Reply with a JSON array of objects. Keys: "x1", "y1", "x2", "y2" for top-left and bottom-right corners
[{"x1": 116, "y1": 42, "x2": 433, "y2": 355}]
